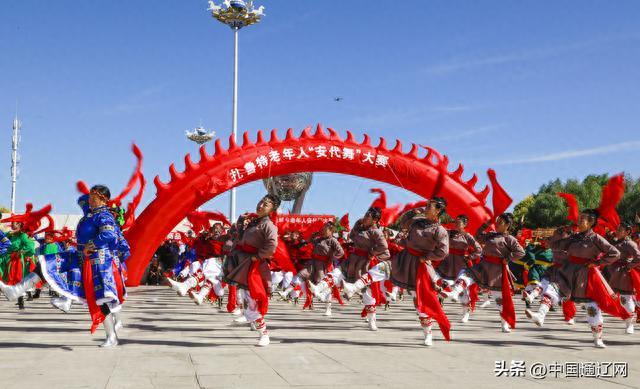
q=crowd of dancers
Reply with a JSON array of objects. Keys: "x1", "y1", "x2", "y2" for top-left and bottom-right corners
[
  {"x1": 163, "y1": 194, "x2": 640, "y2": 348},
  {"x1": 1, "y1": 187, "x2": 639, "y2": 350}
]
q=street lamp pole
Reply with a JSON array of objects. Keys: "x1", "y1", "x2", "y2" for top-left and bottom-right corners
[
  {"x1": 230, "y1": 26, "x2": 239, "y2": 223},
  {"x1": 209, "y1": 0, "x2": 264, "y2": 223}
]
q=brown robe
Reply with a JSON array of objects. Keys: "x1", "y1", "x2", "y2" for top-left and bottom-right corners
[
  {"x1": 546, "y1": 229, "x2": 620, "y2": 301},
  {"x1": 340, "y1": 221, "x2": 390, "y2": 283},
  {"x1": 298, "y1": 236, "x2": 344, "y2": 283},
  {"x1": 223, "y1": 216, "x2": 278, "y2": 290},
  {"x1": 467, "y1": 230, "x2": 525, "y2": 291},
  {"x1": 390, "y1": 217, "x2": 449, "y2": 290},
  {"x1": 603, "y1": 237, "x2": 640, "y2": 294},
  {"x1": 438, "y1": 230, "x2": 481, "y2": 279}
]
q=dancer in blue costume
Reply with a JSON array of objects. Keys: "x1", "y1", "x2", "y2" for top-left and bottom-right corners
[
  {"x1": 78, "y1": 185, "x2": 126, "y2": 347},
  {"x1": 0, "y1": 186, "x2": 128, "y2": 348}
]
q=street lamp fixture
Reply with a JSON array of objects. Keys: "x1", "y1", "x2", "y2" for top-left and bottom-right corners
[
  {"x1": 186, "y1": 126, "x2": 216, "y2": 145},
  {"x1": 209, "y1": 0, "x2": 264, "y2": 29}
]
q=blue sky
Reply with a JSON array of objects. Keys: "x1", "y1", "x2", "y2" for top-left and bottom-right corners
[{"x1": 1, "y1": 1, "x2": 639, "y2": 220}]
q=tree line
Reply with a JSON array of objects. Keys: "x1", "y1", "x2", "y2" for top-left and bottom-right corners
[{"x1": 513, "y1": 174, "x2": 640, "y2": 229}]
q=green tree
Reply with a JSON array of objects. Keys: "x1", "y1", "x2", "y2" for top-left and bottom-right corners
[
  {"x1": 513, "y1": 194, "x2": 534, "y2": 227},
  {"x1": 619, "y1": 177, "x2": 640, "y2": 223},
  {"x1": 523, "y1": 193, "x2": 567, "y2": 228},
  {"x1": 512, "y1": 174, "x2": 638, "y2": 229}
]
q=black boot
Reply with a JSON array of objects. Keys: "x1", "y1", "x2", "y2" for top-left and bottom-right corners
[
  {"x1": 33, "y1": 289, "x2": 41, "y2": 299},
  {"x1": 18, "y1": 296, "x2": 25, "y2": 310},
  {"x1": 26, "y1": 292, "x2": 33, "y2": 301}
]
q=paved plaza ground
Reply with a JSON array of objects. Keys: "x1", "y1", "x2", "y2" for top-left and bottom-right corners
[{"x1": 0, "y1": 286, "x2": 638, "y2": 389}]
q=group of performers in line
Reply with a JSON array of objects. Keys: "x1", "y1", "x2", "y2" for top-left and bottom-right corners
[
  {"x1": 163, "y1": 195, "x2": 640, "y2": 348},
  {"x1": 1, "y1": 189, "x2": 639, "y2": 350}
]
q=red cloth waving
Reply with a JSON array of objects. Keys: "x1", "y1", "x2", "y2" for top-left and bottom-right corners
[
  {"x1": 415, "y1": 263, "x2": 451, "y2": 341},
  {"x1": 82, "y1": 258, "x2": 106, "y2": 334},
  {"x1": 586, "y1": 267, "x2": 630, "y2": 320},
  {"x1": 248, "y1": 260, "x2": 269, "y2": 316},
  {"x1": 630, "y1": 269, "x2": 640, "y2": 302},
  {"x1": 500, "y1": 263, "x2": 516, "y2": 329}
]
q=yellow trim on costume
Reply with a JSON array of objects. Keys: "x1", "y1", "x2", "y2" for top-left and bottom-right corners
[{"x1": 534, "y1": 260, "x2": 552, "y2": 266}]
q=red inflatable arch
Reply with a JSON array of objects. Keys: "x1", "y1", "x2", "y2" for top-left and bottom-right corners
[{"x1": 124, "y1": 124, "x2": 502, "y2": 286}]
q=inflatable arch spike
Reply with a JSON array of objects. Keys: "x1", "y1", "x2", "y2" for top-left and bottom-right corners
[{"x1": 124, "y1": 124, "x2": 497, "y2": 286}]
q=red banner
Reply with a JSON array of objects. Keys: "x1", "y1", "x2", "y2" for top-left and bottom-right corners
[{"x1": 275, "y1": 215, "x2": 335, "y2": 230}]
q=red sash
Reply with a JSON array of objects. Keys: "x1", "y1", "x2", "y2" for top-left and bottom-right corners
[
  {"x1": 484, "y1": 255, "x2": 516, "y2": 329},
  {"x1": 368, "y1": 258, "x2": 384, "y2": 308},
  {"x1": 312, "y1": 253, "x2": 330, "y2": 261},
  {"x1": 568, "y1": 256, "x2": 630, "y2": 319},
  {"x1": 448, "y1": 248, "x2": 468, "y2": 256},
  {"x1": 562, "y1": 300, "x2": 577, "y2": 321},
  {"x1": 237, "y1": 243, "x2": 259, "y2": 255},
  {"x1": 82, "y1": 257, "x2": 105, "y2": 334},
  {"x1": 630, "y1": 269, "x2": 640, "y2": 302},
  {"x1": 468, "y1": 283, "x2": 479, "y2": 311},
  {"x1": 585, "y1": 266, "x2": 630, "y2": 319},
  {"x1": 483, "y1": 255, "x2": 503, "y2": 265},
  {"x1": 303, "y1": 281, "x2": 313, "y2": 310},
  {"x1": 331, "y1": 285, "x2": 344, "y2": 305},
  {"x1": 407, "y1": 247, "x2": 427, "y2": 257},
  {"x1": 352, "y1": 248, "x2": 368, "y2": 257},
  {"x1": 415, "y1": 262, "x2": 451, "y2": 341},
  {"x1": 227, "y1": 285, "x2": 237, "y2": 313},
  {"x1": 112, "y1": 261, "x2": 125, "y2": 303},
  {"x1": 248, "y1": 260, "x2": 268, "y2": 316},
  {"x1": 568, "y1": 256, "x2": 590, "y2": 265}
]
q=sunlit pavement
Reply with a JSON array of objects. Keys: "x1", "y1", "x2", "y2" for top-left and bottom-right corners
[{"x1": 0, "y1": 286, "x2": 638, "y2": 389}]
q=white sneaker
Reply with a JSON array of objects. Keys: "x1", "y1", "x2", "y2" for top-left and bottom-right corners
[
  {"x1": 250, "y1": 322, "x2": 257, "y2": 331},
  {"x1": 100, "y1": 315, "x2": 118, "y2": 348},
  {"x1": 460, "y1": 310, "x2": 470, "y2": 323},
  {"x1": 167, "y1": 278, "x2": 191, "y2": 297},
  {"x1": 318, "y1": 288, "x2": 333, "y2": 303},
  {"x1": 566, "y1": 318, "x2": 575, "y2": 325},
  {"x1": 501, "y1": 319, "x2": 511, "y2": 333},
  {"x1": 233, "y1": 316, "x2": 249, "y2": 325},
  {"x1": 277, "y1": 287, "x2": 293, "y2": 300},
  {"x1": 307, "y1": 281, "x2": 324, "y2": 297},
  {"x1": 525, "y1": 305, "x2": 548, "y2": 327},
  {"x1": 386, "y1": 291, "x2": 397, "y2": 302},
  {"x1": 113, "y1": 312, "x2": 124, "y2": 332},
  {"x1": 51, "y1": 297, "x2": 72, "y2": 313},
  {"x1": 523, "y1": 291, "x2": 536, "y2": 305},
  {"x1": 480, "y1": 299, "x2": 491, "y2": 308},
  {"x1": 231, "y1": 308, "x2": 242, "y2": 316},
  {"x1": 423, "y1": 332, "x2": 433, "y2": 347},
  {"x1": 257, "y1": 333, "x2": 270, "y2": 347},
  {"x1": 342, "y1": 281, "x2": 360, "y2": 300},
  {"x1": 324, "y1": 304, "x2": 332, "y2": 317},
  {"x1": 447, "y1": 286, "x2": 462, "y2": 303},
  {"x1": 625, "y1": 319, "x2": 634, "y2": 334},
  {"x1": 594, "y1": 338, "x2": 606, "y2": 348},
  {"x1": 191, "y1": 288, "x2": 210, "y2": 306},
  {"x1": 368, "y1": 314, "x2": 378, "y2": 331}
]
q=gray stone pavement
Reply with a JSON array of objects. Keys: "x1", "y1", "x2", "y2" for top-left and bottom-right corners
[{"x1": 0, "y1": 286, "x2": 638, "y2": 389}]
